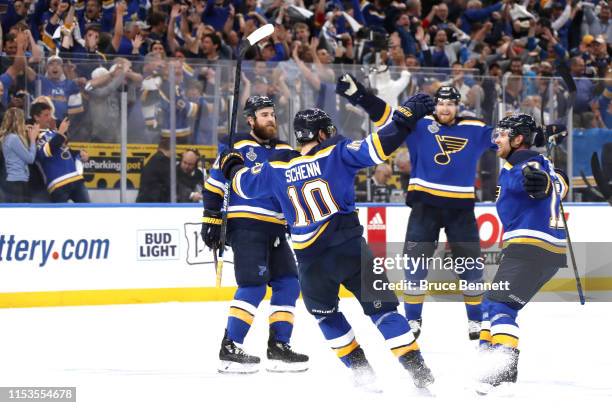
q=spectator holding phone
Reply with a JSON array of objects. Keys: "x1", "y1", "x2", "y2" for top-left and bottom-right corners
[{"x1": 0, "y1": 107, "x2": 38, "y2": 202}]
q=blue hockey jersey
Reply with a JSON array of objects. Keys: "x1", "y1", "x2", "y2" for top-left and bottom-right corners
[
  {"x1": 356, "y1": 94, "x2": 495, "y2": 208},
  {"x1": 496, "y1": 149, "x2": 568, "y2": 266},
  {"x1": 230, "y1": 123, "x2": 405, "y2": 259},
  {"x1": 405, "y1": 115, "x2": 495, "y2": 208},
  {"x1": 203, "y1": 133, "x2": 294, "y2": 236},
  {"x1": 35, "y1": 129, "x2": 83, "y2": 193}
]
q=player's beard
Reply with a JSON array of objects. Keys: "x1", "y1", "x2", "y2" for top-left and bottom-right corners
[{"x1": 252, "y1": 120, "x2": 277, "y2": 142}]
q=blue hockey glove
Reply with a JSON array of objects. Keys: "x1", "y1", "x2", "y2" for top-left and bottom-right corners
[{"x1": 392, "y1": 93, "x2": 436, "y2": 131}]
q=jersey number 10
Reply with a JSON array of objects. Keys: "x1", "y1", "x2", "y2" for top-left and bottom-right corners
[{"x1": 288, "y1": 179, "x2": 340, "y2": 227}]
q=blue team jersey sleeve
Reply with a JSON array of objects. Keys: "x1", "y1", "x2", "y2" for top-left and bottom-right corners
[
  {"x1": 202, "y1": 143, "x2": 229, "y2": 208},
  {"x1": 232, "y1": 163, "x2": 274, "y2": 200},
  {"x1": 336, "y1": 121, "x2": 406, "y2": 169}
]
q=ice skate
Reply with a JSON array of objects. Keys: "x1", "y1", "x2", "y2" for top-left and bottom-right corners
[
  {"x1": 218, "y1": 330, "x2": 260, "y2": 374},
  {"x1": 266, "y1": 330, "x2": 309, "y2": 373},
  {"x1": 399, "y1": 350, "x2": 435, "y2": 388}
]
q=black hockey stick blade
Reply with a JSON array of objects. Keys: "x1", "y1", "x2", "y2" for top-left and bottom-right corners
[
  {"x1": 580, "y1": 170, "x2": 606, "y2": 200},
  {"x1": 591, "y1": 152, "x2": 612, "y2": 204}
]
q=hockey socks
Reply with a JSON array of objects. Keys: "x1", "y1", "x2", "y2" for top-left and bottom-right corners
[
  {"x1": 403, "y1": 294, "x2": 425, "y2": 321},
  {"x1": 317, "y1": 312, "x2": 360, "y2": 367},
  {"x1": 370, "y1": 311, "x2": 419, "y2": 357},
  {"x1": 269, "y1": 276, "x2": 300, "y2": 343},
  {"x1": 226, "y1": 285, "x2": 266, "y2": 344},
  {"x1": 371, "y1": 311, "x2": 434, "y2": 388}
]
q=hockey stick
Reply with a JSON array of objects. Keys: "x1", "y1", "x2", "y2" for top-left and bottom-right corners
[
  {"x1": 544, "y1": 128, "x2": 585, "y2": 305},
  {"x1": 540, "y1": 69, "x2": 584, "y2": 304},
  {"x1": 214, "y1": 24, "x2": 275, "y2": 287},
  {"x1": 579, "y1": 169, "x2": 607, "y2": 201},
  {"x1": 591, "y1": 152, "x2": 612, "y2": 205}
]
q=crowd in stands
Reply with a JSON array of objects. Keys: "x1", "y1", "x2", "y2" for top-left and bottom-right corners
[{"x1": 0, "y1": 0, "x2": 610, "y2": 203}]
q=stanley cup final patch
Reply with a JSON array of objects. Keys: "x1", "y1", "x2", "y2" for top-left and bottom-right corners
[
  {"x1": 428, "y1": 122, "x2": 440, "y2": 134},
  {"x1": 246, "y1": 147, "x2": 257, "y2": 162}
]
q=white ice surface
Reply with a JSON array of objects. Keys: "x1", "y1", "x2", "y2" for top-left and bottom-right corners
[{"x1": 1, "y1": 299, "x2": 611, "y2": 408}]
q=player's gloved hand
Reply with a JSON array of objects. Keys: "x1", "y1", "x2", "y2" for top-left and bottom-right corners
[
  {"x1": 201, "y1": 209, "x2": 223, "y2": 250},
  {"x1": 392, "y1": 93, "x2": 436, "y2": 131},
  {"x1": 219, "y1": 149, "x2": 245, "y2": 180},
  {"x1": 522, "y1": 165, "x2": 551, "y2": 199},
  {"x1": 336, "y1": 73, "x2": 367, "y2": 105}
]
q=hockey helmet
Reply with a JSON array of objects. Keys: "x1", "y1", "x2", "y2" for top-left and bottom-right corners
[
  {"x1": 494, "y1": 113, "x2": 540, "y2": 146},
  {"x1": 435, "y1": 85, "x2": 461, "y2": 104},
  {"x1": 243, "y1": 95, "x2": 275, "y2": 118},
  {"x1": 293, "y1": 108, "x2": 336, "y2": 144}
]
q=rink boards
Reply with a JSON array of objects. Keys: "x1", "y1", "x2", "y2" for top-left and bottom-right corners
[{"x1": 0, "y1": 203, "x2": 611, "y2": 307}]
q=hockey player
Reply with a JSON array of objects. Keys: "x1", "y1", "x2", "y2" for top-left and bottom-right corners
[
  {"x1": 337, "y1": 75, "x2": 494, "y2": 340},
  {"x1": 218, "y1": 98, "x2": 437, "y2": 390},
  {"x1": 477, "y1": 114, "x2": 568, "y2": 394},
  {"x1": 201, "y1": 96, "x2": 308, "y2": 374}
]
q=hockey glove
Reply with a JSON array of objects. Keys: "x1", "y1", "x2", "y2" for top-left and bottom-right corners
[
  {"x1": 201, "y1": 209, "x2": 223, "y2": 250},
  {"x1": 219, "y1": 149, "x2": 245, "y2": 180},
  {"x1": 392, "y1": 93, "x2": 436, "y2": 131},
  {"x1": 522, "y1": 165, "x2": 551, "y2": 199},
  {"x1": 336, "y1": 73, "x2": 367, "y2": 105}
]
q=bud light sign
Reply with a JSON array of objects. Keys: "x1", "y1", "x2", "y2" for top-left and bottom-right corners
[{"x1": 137, "y1": 230, "x2": 179, "y2": 261}]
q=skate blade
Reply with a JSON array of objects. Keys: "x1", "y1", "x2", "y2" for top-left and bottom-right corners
[
  {"x1": 218, "y1": 361, "x2": 259, "y2": 374},
  {"x1": 476, "y1": 382, "x2": 514, "y2": 396},
  {"x1": 475, "y1": 382, "x2": 493, "y2": 396},
  {"x1": 266, "y1": 360, "x2": 309, "y2": 373}
]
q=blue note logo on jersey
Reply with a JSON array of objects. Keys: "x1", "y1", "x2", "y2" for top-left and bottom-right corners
[{"x1": 434, "y1": 135, "x2": 468, "y2": 165}]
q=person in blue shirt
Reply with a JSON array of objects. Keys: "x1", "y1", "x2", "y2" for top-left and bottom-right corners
[
  {"x1": 217, "y1": 90, "x2": 437, "y2": 390},
  {"x1": 0, "y1": 107, "x2": 38, "y2": 202},
  {"x1": 477, "y1": 113, "x2": 568, "y2": 394},
  {"x1": 337, "y1": 76, "x2": 494, "y2": 342}
]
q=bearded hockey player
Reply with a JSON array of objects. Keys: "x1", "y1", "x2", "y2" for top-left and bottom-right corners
[{"x1": 201, "y1": 96, "x2": 308, "y2": 374}]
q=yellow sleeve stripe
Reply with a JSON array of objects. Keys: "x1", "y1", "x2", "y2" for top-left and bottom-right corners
[
  {"x1": 204, "y1": 181, "x2": 225, "y2": 197},
  {"x1": 371, "y1": 132, "x2": 390, "y2": 161},
  {"x1": 374, "y1": 104, "x2": 391, "y2": 127}
]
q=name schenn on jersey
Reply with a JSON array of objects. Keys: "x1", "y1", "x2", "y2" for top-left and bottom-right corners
[{"x1": 285, "y1": 162, "x2": 322, "y2": 183}]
